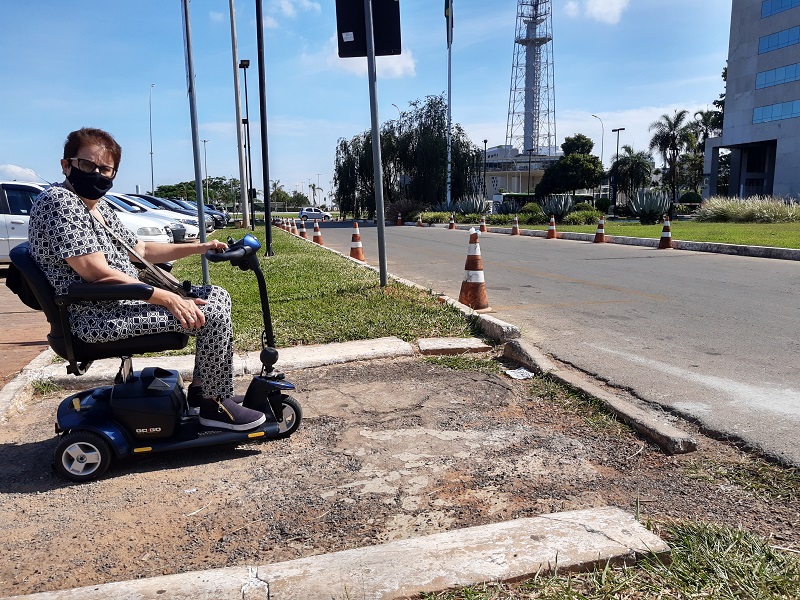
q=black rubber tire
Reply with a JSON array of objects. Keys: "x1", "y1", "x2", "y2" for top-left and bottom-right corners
[
  {"x1": 53, "y1": 431, "x2": 113, "y2": 482},
  {"x1": 273, "y1": 395, "x2": 302, "y2": 438}
]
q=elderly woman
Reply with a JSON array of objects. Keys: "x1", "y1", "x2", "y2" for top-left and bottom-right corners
[{"x1": 29, "y1": 127, "x2": 264, "y2": 431}]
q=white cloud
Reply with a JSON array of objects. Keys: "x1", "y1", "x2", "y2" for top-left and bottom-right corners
[
  {"x1": 0, "y1": 164, "x2": 49, "y2": 183},
  {"x1": 264, "y1": 15, "x2": 279, "y2": 29},
  {"x1": 564, "y1": 0, "x2": 630, "y2": 25},
  {"x1": 277, "y1": 0, "x2": 321, "y2": 18},
  {"x1": 210, "y1": 11, "x2": 225, "y2": 23},
  {"x1": 321, "y1": 35, "x2": 416, "y2": 79}
]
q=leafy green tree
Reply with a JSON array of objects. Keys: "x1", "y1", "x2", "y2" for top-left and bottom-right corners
[
  {"x1": 609, "y1": 145, "x2": 653, "y2": 202},
  {"x1": 649, "y1": 109, "x2": 693, "y2": 202},
  {"x1": 535, "y1": 153, "x2": 604, "y2": 198},
  {"x1": 560, "y1": 133, "x2": 594, "y2": 157}
]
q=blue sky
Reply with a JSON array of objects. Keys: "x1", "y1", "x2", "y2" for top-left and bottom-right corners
[{"x1": 0, "y1": 0, "x2": 732, "y2": 204}]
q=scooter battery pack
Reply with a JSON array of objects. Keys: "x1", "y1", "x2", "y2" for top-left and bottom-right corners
[{"x1": 110, "y1": 367, "x2": 184, "y2": 440}]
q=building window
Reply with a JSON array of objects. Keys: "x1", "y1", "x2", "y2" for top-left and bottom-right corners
[
  {"x1": 758, "y1": 25, "x2": 800, "y2": 53},
  {"x1": 753, "y1": 98, "x2": 800, "y2": 123},
  {"x1": 756, "y1": 62, "x2": 800, "y2": 88},
  {"x1": 762, "y1": 0, "x2": 800, "y2": 18}
]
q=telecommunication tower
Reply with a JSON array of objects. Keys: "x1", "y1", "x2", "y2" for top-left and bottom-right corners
[{"x1": 505, "y1": 0, "x2": 556, "y2": 156}]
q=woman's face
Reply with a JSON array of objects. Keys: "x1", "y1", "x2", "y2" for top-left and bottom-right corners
[{"x1": 61, "y1": 144, "x2": 117, "y2": 180}]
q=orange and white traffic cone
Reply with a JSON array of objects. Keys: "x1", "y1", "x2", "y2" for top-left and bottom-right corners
[
  {"x1": 349, "y1": 221, "x2": 365, "y2": 262},
  {"x1": 290, "y1": 218, "x2": 298, "y2": 235},
  {"x1": 312, "y1": 219, "x2": 324, "y2": 245},
  {"x1": 658, "y1": 215, "x2": 673, "y2": 249},
  {"x1": 298, "y1": 220, "x2": 308, "y2": 239},
  {"x1": 283, "y1": 218, "x2": 289, "y2": 231},
  {"x1": 593, "y1": 217, "x2": 605, "y2": 243},
  {"x1": 479, "y1": 215, "x2": 487, "y2": 233},
  {"x1": 417, "y1": 214, "x2": 424, "y2": 227},
  {"x1": 448, "y1": 213, "x2": 456, "y2": 230},
  {"x1": 546, "y1": 215, "x2": 557, "y2": 239},
  {"x1": 396, "y1": 213, "x2": 403, "y2": 226},
  {"x1": 511, "y1": 214, "x2": 520, "y2": 236},
  {"x1": 458, "y1": 228, "x2": 491, "y2": 312}
]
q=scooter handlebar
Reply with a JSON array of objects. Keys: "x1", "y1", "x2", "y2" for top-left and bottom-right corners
[{"x1": 205, "y1": 247, "x2": 247, "y2": 262}]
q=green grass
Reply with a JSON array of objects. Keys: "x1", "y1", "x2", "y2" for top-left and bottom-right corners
[
  {"x1": 171, "y1": 228, "x2": 474, "y2": 352},
  {"x1": 522, "y1": 221, "x2": 800, "y2": 249},
  {"x1": 418, "y1": 521, "x2": 800, "y2": 599},
  {"x1": 423, "y1": 355, "x2": 504, "y2": 374},
  {"x1": 683, "y1": 457, "x2": 800, "y2": 502}
]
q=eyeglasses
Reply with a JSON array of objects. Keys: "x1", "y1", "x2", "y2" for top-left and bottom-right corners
[{"x1": 69, "y1": 158, "x2": 117, "y2": 179}]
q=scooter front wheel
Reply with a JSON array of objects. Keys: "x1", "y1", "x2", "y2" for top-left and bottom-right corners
[
  {"x1": 273, "y1": 395, "x2": 302, "y2": 438},
  {"x1": 53, "y1": 431, "x2": 112, "y2": 482}
]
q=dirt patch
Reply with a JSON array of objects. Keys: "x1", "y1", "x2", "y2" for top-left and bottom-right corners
[{"x1": 0, "y1": 356, "x2": 798, "y2": 597}]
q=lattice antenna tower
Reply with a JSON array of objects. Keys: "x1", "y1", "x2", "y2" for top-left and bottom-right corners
[{"x1": 505, "y1": 0, "x2": 556, "y2": 156}]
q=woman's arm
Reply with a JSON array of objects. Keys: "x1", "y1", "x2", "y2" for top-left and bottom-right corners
[
  {"x1": 65, "y1": 252, "x2": 208, "y2": 330},
  {"x1": 133, "y1": 239, "x2": 227, "y2": 264}
]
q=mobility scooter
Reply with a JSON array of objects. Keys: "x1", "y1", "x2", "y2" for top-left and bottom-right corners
[{"x1": 9, "y1": 234, "x2": 301, "y2": 482}]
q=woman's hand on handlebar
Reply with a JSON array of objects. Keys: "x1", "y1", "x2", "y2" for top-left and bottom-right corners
[
  {"x1": 151, "y1": 288, "x2": 207, "y2": 330},
  {"x1": 198, "y1": 239, "x2": 228, "y2": 254}
]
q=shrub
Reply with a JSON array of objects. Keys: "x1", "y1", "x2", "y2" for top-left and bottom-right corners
[
  {"x1": 563, "y1": 210, "x2": 602, "y2": 225},
  {"x1": 696, "y1": 195, "x2": 799, "y2": 223},
  {"x1": 630, "y1": 189, "x2": 671, "y2": 225},
  {"x1": 596, "y1": 197, "x2": 611, "y2": 214},
  {"x1": 455, "y1": 212, "x2": 483, "y2": 224},
  {"x1": 540, "y1": 194, "x2": 574, "y2": 221},
  {"x1": 573, "y1": 202, "x2": 595, "y2": 212},
  {"x1": 420, "y1": 211, "x2": 451, "y2": 224},
  {"x1": 454, "y1": 194, "x2": 490, "y2": 215},
  {"x1": 679, "y1": 191, "x2": 703, "y2": 205},
  {"x1": 486, "y1": 214, "x2": 514, "y2": 225},
  {"x1": 519, "y1": 210, "x2": 548, "y2": 225}
]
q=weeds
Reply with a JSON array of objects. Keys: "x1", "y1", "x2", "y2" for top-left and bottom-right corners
[
  {"x1": 423, "y1": 355, "x2": 504, "y2": 374},
  {"x1": 30, "y1": 377, "x2": 61, "y2": 395},
  {"x1": 683, "y1": 457, "x2": 800, "y2": 502}
]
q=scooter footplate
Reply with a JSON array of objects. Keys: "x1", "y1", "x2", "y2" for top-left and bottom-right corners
[{"x1": 128, "y1": 420, "x2": 281, "y2": 455}]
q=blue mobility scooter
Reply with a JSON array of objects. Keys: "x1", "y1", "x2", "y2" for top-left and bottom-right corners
[{"x1": 9, "y1": 234, "x2": 301, "y2": 482}]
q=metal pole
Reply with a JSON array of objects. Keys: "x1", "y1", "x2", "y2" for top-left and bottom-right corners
[
  {"x1": 201, "y1": 139, "x2": 209, "y2": 201},
  {"x1": 149, "y1": 84, "x2": 155, "y2": 194},
  {"x1": 445, "y1": 1, "x2": 453, "y2": 209},
  {"x1": 240, "y1": 61, "x2": 255, "y2": 231},
  {"x1": 612, "y1": 127, "x2": 625, "y2": 214},
  {"x1": 483, "y1": 139, "x2": 488, "y2": 200},
  {"x1": 181, "y1": 0, "x2": 209, "y2": 283},
  {"x1": 229, "y1": 0, "x2": 250, "y2": 229},
  {"x1": 255, "y1": 0, "x2": 273, "y2": 255},
  {"x1": 591, "y1": 114, "x2": 604, "y2": 204},
  {"x1": 364, "y1": 0, "x2": 388, "y2": 286}
]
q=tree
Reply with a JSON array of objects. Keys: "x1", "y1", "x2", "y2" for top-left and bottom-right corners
[
  {"x1": 535, "y1": 153, "x2": 604, "y2": 198},
  {"x1": 609, "y1": 145, "x2": 653, "y2": 203},
  {"x1": 648, "y1": 109, "x2": 693, "y2": 203},
  {"x1": 561, "y1": 133, "x2": 594, "y2": 157}
]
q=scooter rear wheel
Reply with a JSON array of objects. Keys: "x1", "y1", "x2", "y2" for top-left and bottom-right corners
[
  {"x1": 274, "y1": 395, "x2": 302, "y2": 438},
  {"x1": 53, "y1": 431, "x2": 112, "y2": 482}
]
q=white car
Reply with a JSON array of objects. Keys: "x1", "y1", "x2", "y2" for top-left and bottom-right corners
[
  {"x1": 298, "y1": 206, "x2": 332, "y2": 221},
  {"x1": 0, "y1": 182, "x2": 170, "y2": 263},
  {"x1": 106, "y1": 192, "x2": 200, "y2": 242}
]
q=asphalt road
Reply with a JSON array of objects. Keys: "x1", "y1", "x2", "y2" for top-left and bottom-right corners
[{"x1": 315, "y1": 221, "x2": 800, "y2": 467}]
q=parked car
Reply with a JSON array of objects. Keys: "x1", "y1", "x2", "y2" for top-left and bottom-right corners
[
  {"x1": 172, "y1": 198, "x2": 228, "y2": 229},
  {"x1": 113, "y1": 193, "x2": 201, "y2": 241},
  {"x1": 105, "y1": 203, "x2": 172, "y2": 243},
  {"x1": 127, "y1": 194, "x2": 214, "y2": 233},
  {"x1": 106, "y1": 192, "x2": 199, "y2": 243},
  {"x1": 298, "y1": 206, "x2": 332, "y2": 221},
  {"x1": 0, "y1": 181, "x2": 43, "y2": 263},
  {"x1": 105, "y1": 193, "x2": 187, "y2": 243}
]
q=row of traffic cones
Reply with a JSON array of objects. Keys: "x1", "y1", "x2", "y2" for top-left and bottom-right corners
[{"x1": 277, "y1": 216, "x2": 370, "y2": 262}]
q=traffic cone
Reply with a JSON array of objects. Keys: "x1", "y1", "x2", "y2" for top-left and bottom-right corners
[
  {"x1": 546, "y1": 215, "x2": 557, "y2": 239},
  {"x1": 396, "y1": 213, "x2": 403, "y2": 226},
  {"x1": 511, "y1": 214, "x2": 520, "y2": 236},
  {"x1": 349, "y1": 222, "x2": 365, "y2": 262},
  {"x1": 417, "y1": 214, "x2": 424, "y2": 227},
  {"x1": 312, "y1": 219, "x2": 324, "y2": 245},
  {"x1": 658, "y1": 215, "x2": 673, "y2": 249},
  {"x1": 458, "y1": 228, "x2": 491, "y2": 312},
  {"x1": 593, "y1": 217, "x2": 605, "y2": 243},
  {"x1": 479, "y1": 215, "x2": 487, "y2": 233},
  {"x1": 448, "y1": 213, "x2": 456, "y2": 230},
  {"x1": 290, "y1": 219, "x2": 298, "y2": 236},
  {"x1": 298, "y1": 220, "x2": 308, "y2": 239}
]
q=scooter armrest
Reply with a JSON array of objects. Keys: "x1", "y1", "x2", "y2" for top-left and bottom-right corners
[{"x1": 59, "y1": 283, "x2": 155, "y2": 305}]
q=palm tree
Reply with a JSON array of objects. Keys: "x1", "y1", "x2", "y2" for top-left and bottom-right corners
[
  {"x1": 610, "y1": 145, "x2": 653, "y2": 203},
  {"x1": 308, "y1": 183, "x2": 318, "y2": 207},
  {"x1": 648, "y1": 109, "x2": 693, "y2": 203}
]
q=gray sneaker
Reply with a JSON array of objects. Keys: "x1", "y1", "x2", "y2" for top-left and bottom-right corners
[{"x1": 199, "y1": 397, "x2": 266, "y2": 431}]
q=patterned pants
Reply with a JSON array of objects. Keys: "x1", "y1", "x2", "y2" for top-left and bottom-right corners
[{"x1": 71, "y1": 285, "x2": 234, "y2": 399}]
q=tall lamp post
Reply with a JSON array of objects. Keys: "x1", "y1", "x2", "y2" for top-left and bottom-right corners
[
  {"x1": 611, "y1": 127, "x2": 625, "y2": 214},
  {"x1": 239, "y1": 59, "x2": 255, "y2": 231},
  {"x1": 591, "y1": 114, "x2": 604, "y2": 204},
  {"x1": 483, "y1": 139, "x2": 488, "y2": 200},
  {"x1": 201, "y1": 139, "x2": 209, "y2": 201},
  {"x1": 149, "y1": 83, "x2": 155, "y2": 193}
]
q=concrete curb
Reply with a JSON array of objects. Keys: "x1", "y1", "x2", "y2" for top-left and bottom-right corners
[
  {"x1": 2, "y1": 506, "x2": 668, "y2": 600},
  {"x1": 503, "y1": 339, "x2": 697, "y2": 455}
]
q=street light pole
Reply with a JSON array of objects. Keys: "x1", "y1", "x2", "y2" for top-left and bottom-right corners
[
  {"x1": 483, "y1": 139, "x2": 488, "y2": 200},
  {"x1": 611, "y1": 127, "x2": 625, "y2": 215},
  {"x1": 239, "y1": 59, "x2": 255, "y2": 231},
  {"x1": 525, "y1": 148, "x2": 534, "y2": 195},
  {"x1": 149, "y1": 83, "x2": 155, "y2": 194},
  {"x1": 591, "y1": 114, "x2": 604, "y2": 204},
  {"x1": 201, "y1": 139, "x2": 209, "y2": 201}
]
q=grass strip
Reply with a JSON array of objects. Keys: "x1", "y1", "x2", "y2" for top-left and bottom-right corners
[{"x1": 171, "y1": 227, "x2": 474, "y2": 352}]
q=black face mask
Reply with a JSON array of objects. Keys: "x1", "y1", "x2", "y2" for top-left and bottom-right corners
[{"x1": 67, "y1": 166, "x2": 114, "y2": 200}]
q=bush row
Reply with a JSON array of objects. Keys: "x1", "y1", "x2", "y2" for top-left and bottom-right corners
[{"x1": 696, "y1": 196, "x2": 799, "y2": 223}]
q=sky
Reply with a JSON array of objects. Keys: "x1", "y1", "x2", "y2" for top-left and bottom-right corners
[{"x1": 0, "y1": 0, "x2": 733, "y2": 205}]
